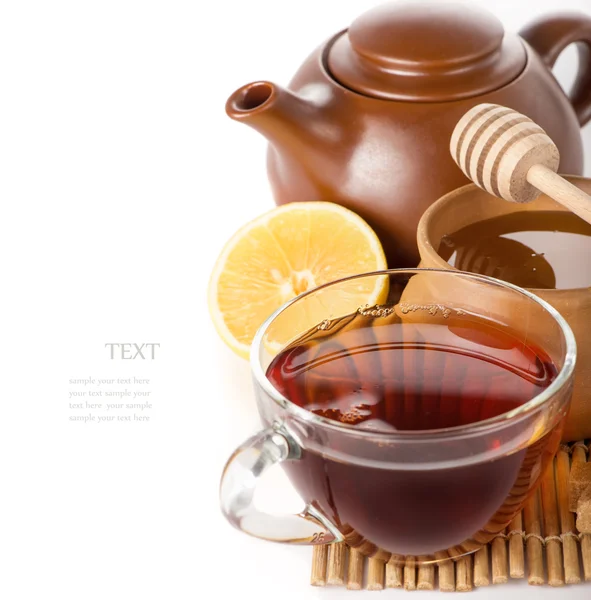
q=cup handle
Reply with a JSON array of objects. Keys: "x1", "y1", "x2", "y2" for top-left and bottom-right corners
[
  {"x1": 219, "y1": 426, "x2": 343, "y2": 545},
  {"x1": 520, "y1": 13, "x2": 591, "y2": 126}
]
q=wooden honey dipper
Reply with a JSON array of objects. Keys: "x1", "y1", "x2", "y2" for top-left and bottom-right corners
[{"x1": 450, "y1": 103, "x2": 591, "y2": 224}]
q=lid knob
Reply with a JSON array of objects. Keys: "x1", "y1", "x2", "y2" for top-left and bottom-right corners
[{"x1": 327, "y1": 2, "x2": 526, "y2": 102}]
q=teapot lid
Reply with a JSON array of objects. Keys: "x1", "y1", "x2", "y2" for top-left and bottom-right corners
[{"x1": 327, "y1": 2, "x2": 526, "y2": 102}]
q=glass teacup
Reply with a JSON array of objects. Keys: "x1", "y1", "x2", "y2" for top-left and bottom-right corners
[{"x1": 219, "y1": 269, "x2": 575, "y2": 564}]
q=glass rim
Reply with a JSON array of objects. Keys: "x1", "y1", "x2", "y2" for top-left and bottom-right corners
[{"x1": 250, "y1": 268, "x2": 577, "y2": 441}]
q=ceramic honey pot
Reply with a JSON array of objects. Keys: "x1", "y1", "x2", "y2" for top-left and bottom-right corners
[
  {"x1": 226, "y1": 1, "x2": 591, "y2": 267},
  {"x1": 417, "y1": 178, "x2": 591, "y2": 442}
]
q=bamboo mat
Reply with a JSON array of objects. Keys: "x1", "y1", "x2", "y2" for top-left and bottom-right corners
[{"x1": 310, "y1": 442, "x2": 591, "y2": 591}]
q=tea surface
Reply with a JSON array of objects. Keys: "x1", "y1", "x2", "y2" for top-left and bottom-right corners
[
  {"x1": 267, "y1": 308, "x2": 556, "y2": 431},
  {"x1": 437, "y1": 210, "x2": 591, "y2": 289}
]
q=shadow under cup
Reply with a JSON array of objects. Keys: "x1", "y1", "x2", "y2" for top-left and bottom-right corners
[{"x1": 220, "y1": 270, "x2": 576, "y2": 565}]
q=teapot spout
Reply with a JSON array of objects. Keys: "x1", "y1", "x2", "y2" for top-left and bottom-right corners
[{"x1": 226, "y1": 81, "x2": 329, "y2": 155}]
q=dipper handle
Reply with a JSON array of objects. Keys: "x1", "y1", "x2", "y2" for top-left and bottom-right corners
[
  {"x1": 450, "y1": 103, "x2": 591, "y2": 225},
  {"x1": 527, "y1": 164, "x2": 591, "y2": 225}
]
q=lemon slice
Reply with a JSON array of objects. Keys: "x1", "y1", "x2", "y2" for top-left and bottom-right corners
[{"x1": 208, "y1": 202, "x2": 388, "y2": 358}]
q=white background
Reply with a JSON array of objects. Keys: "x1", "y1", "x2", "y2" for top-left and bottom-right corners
[{"x1": 0, "y1": 0, "x2": 590, "y2": 598}]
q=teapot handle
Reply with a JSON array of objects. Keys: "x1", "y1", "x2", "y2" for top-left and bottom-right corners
[{"x1": 520, "y1": 13, "x2": 591, "y2": 127}]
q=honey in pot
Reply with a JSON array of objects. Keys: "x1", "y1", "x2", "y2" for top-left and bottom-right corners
[{"x1": 437, "y1": 211, "x2": 591, "y2": 290}]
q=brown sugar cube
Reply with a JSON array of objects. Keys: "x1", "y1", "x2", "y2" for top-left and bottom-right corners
[
  {"x1": 576, "y1": 484, "x2": 591, "y2": 534},
  {"x1": 569, "y1": 462, "x2": 591, "y2": 512}
]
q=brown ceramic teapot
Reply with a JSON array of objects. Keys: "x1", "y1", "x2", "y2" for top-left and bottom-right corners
[{"x1": 226, "y1": 2, "x2": 591, "y2": 267}]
